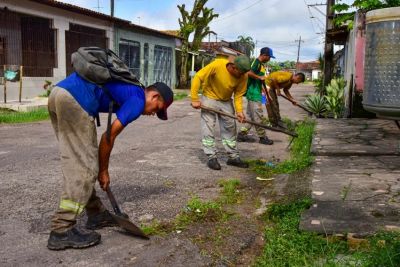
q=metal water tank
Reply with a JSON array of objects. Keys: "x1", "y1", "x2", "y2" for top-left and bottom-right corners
[{"x1": 363, "y1": 7, "x2": 400, "y2": 120}]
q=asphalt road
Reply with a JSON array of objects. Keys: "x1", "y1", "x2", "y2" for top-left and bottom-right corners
[{"x1": 0, "y1": 84, "x2": 312, "y2": 266}]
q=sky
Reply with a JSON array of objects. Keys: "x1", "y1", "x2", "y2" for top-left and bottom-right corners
[{"x1": 58, "y1": 0, "x2": 331, "y2": 62}]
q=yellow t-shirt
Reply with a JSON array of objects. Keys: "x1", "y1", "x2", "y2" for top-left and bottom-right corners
[
  {"x1": 191, "y1": 59, "x2": 248, "y2": 112},
  {"x1": 265, "y1": 71, "x2": 293, "y2": 89}
]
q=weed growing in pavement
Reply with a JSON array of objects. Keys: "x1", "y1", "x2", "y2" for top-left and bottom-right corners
[
  {"x1": 255, "y1": 198, "x2": 348, "y2": 266},
  {"x1": 142, "y1": 179, "x2": 241, "y2": 234},
  {"x1": 255, "y1": 198, "x2": 400, "y2": 267},
  {"x1": 0, "y1": 108, "x2": 49, "y2": 123},
  {"x1": 218, "y1": 179, "x2": 242, "y2": 204},
  {"x1": 175, "y1": 197, "x2": 226, "y2": 229},
  {"x1": 248, "y1": 119, "x2": 315, "y2": 177}
]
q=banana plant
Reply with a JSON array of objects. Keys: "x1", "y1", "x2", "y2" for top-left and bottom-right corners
[{"x1": 324, "y1": 77, "x2": 346, "y2": 118}]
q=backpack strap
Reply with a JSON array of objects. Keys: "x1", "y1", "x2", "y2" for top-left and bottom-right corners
[{"x1": 98, "y1": 85, "x2": 117, "y2": 143}]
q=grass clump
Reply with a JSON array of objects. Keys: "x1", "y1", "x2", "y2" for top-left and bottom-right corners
[
  {"x1": 0, "y1": 108, "x2": 49, "y2": 123},
  {"x1": 255, "y1": 198, "x2": 347, "y2": 266},
  {"x1": 248, "y1": 119, "x2": 315, "y2": 177},
  {"x1": 142, "y1": 179, "x2": 242, "y2": 235},
  {"x1": 255, "y1": 198, "x2": 400, "y2": 267},
  {"x1": 174, "y1": 92, "x2": 188, "y2": 101},
  {"x1": 175, "y1": 197, "x2": 225, "y2": 229},
  {"x1": 218, "y1": 179, "x2": 242, "y2": 204}
]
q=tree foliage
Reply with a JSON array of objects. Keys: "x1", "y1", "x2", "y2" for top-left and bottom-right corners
[
  {"x1": 333, "y1": 0, "x2": 400, "y2": 28},
  {"x1": 177, "y1": 0, "x2": 218, "y2": 88},
  {"x1": 236, "y1": 35, "x2": 255, "y2": 57},
  {"x1": 268, "y1": 61, "x2": 296, "y2": 72}
]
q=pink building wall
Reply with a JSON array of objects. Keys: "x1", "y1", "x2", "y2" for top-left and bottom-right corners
[{"x1": 354, "y1": 12, "x2": 366, "y2": 93}]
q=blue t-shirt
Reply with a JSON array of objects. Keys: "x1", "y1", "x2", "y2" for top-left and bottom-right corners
[{"x1": 57, "y1": 72, "x2": 145, "y2": 126}]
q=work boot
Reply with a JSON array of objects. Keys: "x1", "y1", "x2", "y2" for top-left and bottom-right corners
[
  {"x1": 227, "y1": 157, "x2": 249, "y2": 168},
  {"x1": 86, "y1": 210, "x2": 119, "y2": 230},
  {"x1": 207, "y1": 158, "x2": 221, "y2": 170},
  {"x1": 259, "y1": 136, "x2": 274, "y2": 145},
  {"x1": 237, "y1": 132, "x2": 256, "y2": 142},
  {"x1": 47, "y1": 227, "x2": 101, "y2": 250}
]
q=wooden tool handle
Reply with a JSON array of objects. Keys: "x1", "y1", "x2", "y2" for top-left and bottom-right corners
[{"x1": 200, "y1": 105, "x2": 297, "y2": 137}]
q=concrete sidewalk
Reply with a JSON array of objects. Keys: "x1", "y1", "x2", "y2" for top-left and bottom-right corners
[
  {"x1": 0, "y1": 97, "x2": 48, "y2": 112},
  {"x1": 300, "y1": 119, "x2": 400, "y2": 236}
]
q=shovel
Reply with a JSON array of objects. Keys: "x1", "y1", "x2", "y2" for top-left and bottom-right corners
[{"x1": 106, "y1": 187, "x2": 149, "y2": 239}]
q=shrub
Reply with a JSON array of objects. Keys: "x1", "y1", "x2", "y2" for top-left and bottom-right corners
[
  {"x1": 324, "y1": 77, "x2": 345, "y2": 119},
  {"x1": 304, "y1": 94, "x2": 326, "y2": 117}
]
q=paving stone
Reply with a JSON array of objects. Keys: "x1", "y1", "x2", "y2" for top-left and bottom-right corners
[{"x1": 301, "y1": 118, "x2": 400, "y2": 235}]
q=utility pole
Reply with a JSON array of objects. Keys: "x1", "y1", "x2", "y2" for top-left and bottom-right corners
[
  {"x1": 295, "y1": 36, "x2": 304, "y2": 71},
  {"x1": 110, "y1": 0, "x2": 114, "y2": 17},
  {"x1": 323, "y1": 0, "x2": 335, "y2": 87}
]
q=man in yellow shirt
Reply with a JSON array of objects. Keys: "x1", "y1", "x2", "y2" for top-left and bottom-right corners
[
  {"x1": 265, "y1": 71, "x2": 305, "y2": 127},
  {"x1": 191, "y1": 55, "x2": 250, "y2": 170}
]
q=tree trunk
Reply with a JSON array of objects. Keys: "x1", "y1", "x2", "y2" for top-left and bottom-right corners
[{"x1": 179, "y1": 42, "x2": 189, "y2": 88}]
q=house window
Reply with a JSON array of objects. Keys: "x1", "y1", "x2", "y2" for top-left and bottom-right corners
[
  {"x1": 65, "y1": 23, "x2": 107, "y2": 75},
  {"x1": 153, "y1": 45, "x2": 172, "y2": 87},
  {"x1": 0, "y1": 9, "x2": 56, "y2": 77},
  {"x1": 119, "y1": 39, "x2": 140, "y2": 79}
]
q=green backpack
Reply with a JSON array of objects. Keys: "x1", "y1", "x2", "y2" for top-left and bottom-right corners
[{"x1": 71, "y1": 47, "x2": 144, "y2": 141}]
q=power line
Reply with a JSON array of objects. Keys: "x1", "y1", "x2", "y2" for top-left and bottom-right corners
[{"x1": 211, "y1": 0, "x2": 266, "y2": 23}]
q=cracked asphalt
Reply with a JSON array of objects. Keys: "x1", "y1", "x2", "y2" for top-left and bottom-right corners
[{"x1": 0, "y1": 84, "x2": 312, "y2": 266}]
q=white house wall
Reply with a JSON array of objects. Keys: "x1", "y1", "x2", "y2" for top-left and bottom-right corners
[
  {"x1": 115, "y1": 28, "x2": 176, "y2": 88},
  {"x1": 0, "y1": 0, "x2": 113, "y2": 101}
]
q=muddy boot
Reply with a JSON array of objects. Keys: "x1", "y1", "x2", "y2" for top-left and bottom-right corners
[
  {"x1": 47, "y1": 227, "x2": 101, "y2": 250},
  {"x1": 259, "y1": 136, "x2": 274, "y2": 145},
  {"x1": 237, "y1": 131, "x2": 256, "y2": 142},
  {"x1": 207, "y1": 158, "x2": 221, "y2": 170},
  {"x1": 86, "y1": 210, "x2": 120, "y2": 230},
  {"x1": 227, "y1": 157, "x2": 249, "y2": 168}
]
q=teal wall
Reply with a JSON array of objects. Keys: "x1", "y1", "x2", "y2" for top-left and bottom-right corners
[{"x1": 114, "y1": 27, "x2": 177, "y2": 88}]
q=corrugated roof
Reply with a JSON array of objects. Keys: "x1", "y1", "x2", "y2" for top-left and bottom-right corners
[{"x1": 28, "y1": 0, "x2": 179, "y2": 39}]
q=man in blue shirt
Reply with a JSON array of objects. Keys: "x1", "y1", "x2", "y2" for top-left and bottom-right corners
[{"x1": 47, "y1": 72, "x2": 173, "y2": 250}]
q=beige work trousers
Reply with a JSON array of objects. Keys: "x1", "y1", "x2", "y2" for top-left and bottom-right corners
[{"x1": 48, "y1": 87, "x2": 105, "y2": 233}]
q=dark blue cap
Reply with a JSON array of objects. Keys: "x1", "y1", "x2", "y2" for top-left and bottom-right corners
[{"x1": 260, "y1": 47, "x2": 275, "y2": 58}]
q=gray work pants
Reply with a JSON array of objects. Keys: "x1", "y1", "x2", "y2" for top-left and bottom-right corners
[
  {"x1": 48, "y1": 87, "x2": 105, "y2": 233},
  {"x1": 240, "y1": 100, "x2": 266, "y2": 137},
  {"x1": 201, "y1": 95, "x2": 239, "y2": 159}
]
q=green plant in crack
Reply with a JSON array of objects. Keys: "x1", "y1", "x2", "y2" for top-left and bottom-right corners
[
  {"x1": 218, "y1": 179, "x2": 242, "y2": 204},
  {"x1": 248, "y1": 119, "x2": 315, "y2": 177},
  {"x1": 340, "y1": 181, "x2": 352, "y2": 201}
]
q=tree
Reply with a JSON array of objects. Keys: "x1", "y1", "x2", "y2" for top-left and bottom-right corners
[
  {"x1": 333, "y1": 0, "x2": 400, "y2": 28},
  {"x1": 236, "y1": 35, "x2": 255, "y2": 57},
  {"x1": 177, "y1": 0, "x2": 218, "y2": 88}
]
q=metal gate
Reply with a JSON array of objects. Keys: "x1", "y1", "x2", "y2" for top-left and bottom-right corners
[
  {"x1": 153, "y1": 45, "x2": 172, "y2": 87},
  {"x1": 65, "y1": 23, "x2": 107, "y2": 75},
  {"x1": 0, "y1": 9, "x2": 56, "y2": 77}
]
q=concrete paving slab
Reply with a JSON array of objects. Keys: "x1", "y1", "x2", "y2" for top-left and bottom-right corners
[{"x1": 302, "y1": 117, "x2": 400, "y2": 236}]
